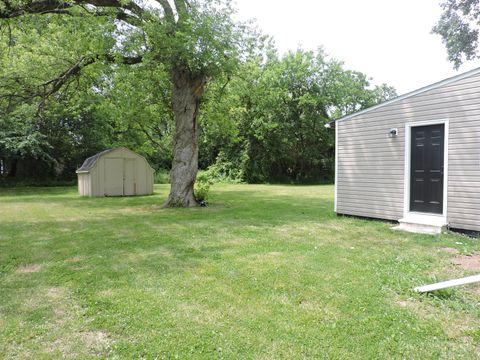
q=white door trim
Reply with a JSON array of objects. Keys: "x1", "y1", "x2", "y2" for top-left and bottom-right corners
[{"x1": 403, "y1": 119, "x2": 449, "y2": 224}]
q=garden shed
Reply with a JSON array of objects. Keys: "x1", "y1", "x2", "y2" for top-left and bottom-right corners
[
  {"x1": 328, "y1": 67, "x2": 480, "y2": 234},
  {"x1": 76, "y1": 147, "x2": 154, "y2": 197}
]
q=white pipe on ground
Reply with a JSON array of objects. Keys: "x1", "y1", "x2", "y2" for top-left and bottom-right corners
[{"x1": 414, "y1": 274, "x2": 480, "y2": 293}]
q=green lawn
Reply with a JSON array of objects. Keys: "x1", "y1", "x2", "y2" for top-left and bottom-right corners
[{"x1": 1, "y1": 184, "x2": 479, "y2": 359}]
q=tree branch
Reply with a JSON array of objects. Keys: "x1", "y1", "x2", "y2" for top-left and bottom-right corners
[
  {"x1": 115, "y1": 9, "x2": 141, "y2": 26},
  {"x1": 41, "y1": 57, "x2": 94, "y2": 96},
  {"x1": 0, "y1": 0, "x2": 144, "y2": 19},
  {"x1": 104, "y1": 54, "x2": 143, "y2": 65},
  {"x1": 32, "y1": 53, "x2": 141, "y2": 111},
  {"x1": 155, "y1": 0, "x2": 174, "y2": 22},
  {"x1": 137, "y1": 122, "x2": 166, "y2": 150},
  {"x1": 173, "y1": 0, "x2": 187, "y2": 20},
  {"x1": 1, "y1": 0, "x2": 69, "y2": 18},
  {"x1": 88, "y1": 0, "x2": 143, "y2": 14},
  {"x1": 43, "y1": 53, "x2": 142, "y2": 86}
]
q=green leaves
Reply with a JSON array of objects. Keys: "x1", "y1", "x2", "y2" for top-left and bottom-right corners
[
  {"x1": 0, "y1": 104, "x2": 53, "y2": 162},
  {"x1": 0, "y1": 0, "x2": 397, "y2": 185},
  {"x1": 433, "y1": 0, "x2": 480, "y2": 69},
  {"x1": 200, "y1": 48, "x2": 396, "y2": 183},
  {"x1": 145, "y1": 0, "x2": 252, "y2": 79}
]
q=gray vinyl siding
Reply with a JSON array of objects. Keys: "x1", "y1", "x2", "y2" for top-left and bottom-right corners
[{"x1": 336, "y1": 71, "x2": 480, "y2": 231}]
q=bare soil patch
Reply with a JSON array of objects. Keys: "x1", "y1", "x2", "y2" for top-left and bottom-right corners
[
  {"x1": 452, "y1": 253, "x2": 480, "y2": 272},
  {"x1": 47, "y1": 287, "x2": 65, "y2": 299},
  {"x1": 394, "y1": 296, "x2": 475, "y2": 340},
  {"x1": 16, "y1": 264, "x2": 42, "y2": 273},
  {"x1": 439, "y1": 247, "x2": 460, "y2": 255},
  {"x1": 82, "y1": 330, "x2": 110, "y2": 350},
  {"x1": 396, "y1": 300, "x2": 410, "y2": 308},
  {"x1": 67, "y1": 256, "x2": 86, "y2": 262},
  {"x1": 98, "y1": 289, "x2": 114, "y2": 298}
]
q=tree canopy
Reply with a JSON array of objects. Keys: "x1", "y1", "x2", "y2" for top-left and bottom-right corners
[
  {"x1": 1, "y1": 0, "x2": 256, "y2": 205},
  {"x1": 433, "y1": 0, "x2": 480, "y2": 68},
  {"x1": 201, "y1": 48, "x2": 396, "y2": 183},
  {"x1": 0, "y1": 0, "x2": 396, "y2": 188}
]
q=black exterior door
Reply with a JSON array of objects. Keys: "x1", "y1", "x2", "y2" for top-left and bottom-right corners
[{"x1": 410, "y1": 124, "x2": 445, "y2": 214}]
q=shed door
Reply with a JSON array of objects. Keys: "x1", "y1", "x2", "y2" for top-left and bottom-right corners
[
  {"x1": 124, "y1": 159, "x2": 136, "y2": 196},
  {"x1": 410, "y1": 124, "x2": 444, "y2": 214},
  {"x1": 104, "y1": 158, "x2": 124, "y2": 196}
]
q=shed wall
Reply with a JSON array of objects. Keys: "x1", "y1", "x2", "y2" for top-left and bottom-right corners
[
  {"x1": 77, "y1": 173, "x2": 91, "y2": 196},
  {"x1": 77, "y1": 148, "x2": 154, "y2": 197},
  {"x1": 336, "y1": 72, "x2": 480, "y2": 231}
]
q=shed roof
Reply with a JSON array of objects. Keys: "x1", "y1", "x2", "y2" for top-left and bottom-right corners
[
  {"x1": 327, "y1": 66, "x2": 480, "y2": 128},
  {"x1": 76, "y1": 148, "x2": 116, "y2": 173}
]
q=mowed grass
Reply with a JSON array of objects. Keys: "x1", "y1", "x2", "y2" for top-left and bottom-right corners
[{"x1": 1, "y1": 184, "x2": 479, "y2": 359}]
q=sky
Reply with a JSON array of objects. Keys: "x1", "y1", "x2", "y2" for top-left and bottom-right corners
[{"x1": 233, "y1": 0, "x2": 480, "y2": 95}]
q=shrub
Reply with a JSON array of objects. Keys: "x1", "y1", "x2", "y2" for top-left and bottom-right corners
[
  {"x1": 194, "y1": 171, "x2": 214, "y2": 202},
  {"x1": 203, "y1": 151, "x2": 246, "y2": 183},
  {"x1": 154, "y1": 169, "x2": 170, "y2": 184}
]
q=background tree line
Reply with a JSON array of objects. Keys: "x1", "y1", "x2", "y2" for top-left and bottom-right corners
[
  {"x1": 1, "y1": 0, "x2": 476, "y2": 191},
  {"x1": 0, "y1": 41, "x2": 394, "y2": 184},
  {"x1": 0, "y1": 2, "x2": 397, "y2": 185}
]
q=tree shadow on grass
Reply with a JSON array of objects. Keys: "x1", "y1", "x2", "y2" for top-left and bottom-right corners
[
  {"x1": 4, "y1": 187, "x2": 480, "y2": 359},
  {"x1": 0, "y1": 184, "x2": 379, "y2": 288},
  {"x1": 0, "y1": 185, "x2": 336, "y2": 223},
  {"x1": 0, "y1": 189, "x2": 339, "y2": 274},
  {"x1": 0, "y1": 184, "x2": 385, "y2": 280},
  {"x1": 0, "y1": 187, "x2": 167, "y2": 205}
]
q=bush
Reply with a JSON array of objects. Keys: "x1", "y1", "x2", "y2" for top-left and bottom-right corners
[
  {"x1": 202, "y1": 151, "x2": 246, "y2": 183},
  {"x1": 154, "y1": 169, "x2": 170, "y2": 184},
  {"x1": 194, "y1": 171, "x2": 214, "y2": 202}
]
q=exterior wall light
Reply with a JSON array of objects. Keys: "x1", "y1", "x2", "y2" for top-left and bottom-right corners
[{"x1": 389, "y1": 128, "x2": 398, "y2": 137}]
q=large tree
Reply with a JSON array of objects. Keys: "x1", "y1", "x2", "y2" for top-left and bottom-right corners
[
  {"x1": 433, "y1": 0, "x2": 480, "y2": 68},
  {"x1": 0, "y1": 0, "x2": 251, "y2": 206}
]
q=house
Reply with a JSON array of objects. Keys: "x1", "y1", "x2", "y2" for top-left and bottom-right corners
[
  {"x1": 328, "y1": 68, "x2": 480, "y2": 234},
  {"x1": 76, "y1": 147, "x2": 154, "y2": 197}
]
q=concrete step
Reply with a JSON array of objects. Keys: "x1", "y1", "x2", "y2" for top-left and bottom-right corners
[{"x1": 393, "y1": 214, "x2": 446, "y2": 235}]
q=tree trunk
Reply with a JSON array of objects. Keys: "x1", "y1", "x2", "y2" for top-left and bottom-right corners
[
  {"x1": 7, "y1": 159, "x2": 18, "y2": 178},
  {"x1": 164, "y1": 68, "x2": 206, "y2": 207}
]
